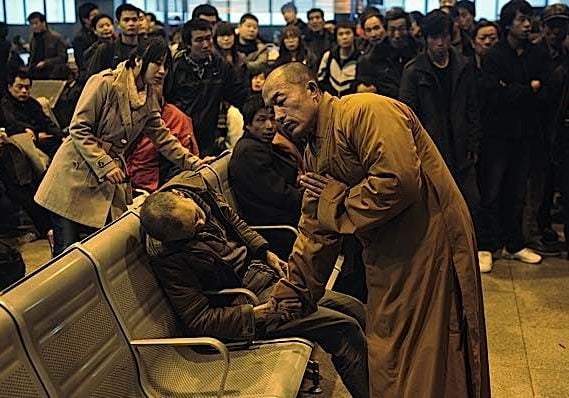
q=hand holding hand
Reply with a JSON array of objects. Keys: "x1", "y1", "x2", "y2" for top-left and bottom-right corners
[{"x1": 266, "y1": 251, "x2": 287, "y2": 278}]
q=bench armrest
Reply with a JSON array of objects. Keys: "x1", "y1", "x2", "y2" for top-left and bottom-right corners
[
  {"x1": 130, "y1": 337, "x2": 229, "y2": 398},
  {"x1": 250, "y1": 225, "x2": 299, "y2": 238},
  {"x1": 204, "y1": 288, "x2": 260, "y2": 306}
]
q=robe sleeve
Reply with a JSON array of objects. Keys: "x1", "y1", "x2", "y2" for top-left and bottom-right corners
[{"x1": 317, "y1": 100, "x2": 423, "y2": 234}]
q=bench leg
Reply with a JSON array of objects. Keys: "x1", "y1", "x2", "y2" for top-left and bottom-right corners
[{"x1": 305, "y1": 360, "x2": 323, "y2": 394}]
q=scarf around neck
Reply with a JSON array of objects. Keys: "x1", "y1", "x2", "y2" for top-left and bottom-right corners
[{"x1": 112, "y1": 61, "x2": 147, "y2": 110}]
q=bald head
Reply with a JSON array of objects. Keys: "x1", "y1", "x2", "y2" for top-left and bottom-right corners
[
  {"x1": 140, "y1": 191, "x2": 206, "y2": 242},
  {"x1": 262, "y1": 62, "x2": 321, "y2": 139}
]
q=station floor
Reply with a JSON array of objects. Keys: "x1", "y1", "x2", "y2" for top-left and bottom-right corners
[{"x1": 20, "y1": 240, "x2": 569, "y2": 398}]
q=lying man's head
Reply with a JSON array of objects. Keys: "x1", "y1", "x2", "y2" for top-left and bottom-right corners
[{"x1": 140, "y1": 190, "x2": 206, "y2": 242}]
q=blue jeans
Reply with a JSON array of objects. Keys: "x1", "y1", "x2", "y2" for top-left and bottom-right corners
[{"x1": 51, "y1": 213, "x2": 97, "y2": 256}]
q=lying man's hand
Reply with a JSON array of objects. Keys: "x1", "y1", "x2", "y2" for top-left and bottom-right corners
[
  {"x1": 253, "y1": 298, "x2": 303, "y2": 324},
  {"x1": 266, "y1": 251, "x2": 287, "y2": 278},
  {"x1": 300, "y1": 172, "x2": 334, "y2": 199}
]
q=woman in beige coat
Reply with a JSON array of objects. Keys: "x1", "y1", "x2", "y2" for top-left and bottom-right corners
[{"x1": 35, "y1": 39, "x2": 203, "y2": 255}]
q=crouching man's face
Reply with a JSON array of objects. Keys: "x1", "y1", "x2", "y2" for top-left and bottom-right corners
[{"x1": 248, "y1": 107, "x2": 277, "y2": 144}]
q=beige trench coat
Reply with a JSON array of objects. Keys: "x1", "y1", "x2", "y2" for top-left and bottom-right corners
[
  {"x1": 35, "y1": 70, "x2": 200, "y2": 228},
  {"x1": 272, "y1": 93, "x2": 490, "y2": 397}
]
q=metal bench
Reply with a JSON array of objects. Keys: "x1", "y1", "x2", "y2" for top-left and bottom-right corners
[{"x1": 76, "y1": 211, "x2": 314, "y2": 398}]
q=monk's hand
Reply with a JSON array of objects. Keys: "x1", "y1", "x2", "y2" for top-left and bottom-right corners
[
  {"x1": 266, "y1": 251, "x2": 287, "y2": 278},
  {"x1": 300, "y1": 172, "x2": 333, "y2": 198}
]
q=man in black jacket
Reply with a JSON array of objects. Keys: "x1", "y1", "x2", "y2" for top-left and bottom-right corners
[
  {"x1": 478, "y1": 0, "x2": 550, "y2": 266},
  {"x1": 400, "y1": 10, "x2": 483, "y2": 267},
  {"x1": 229, "y1": 95, "x2": 302, "y2": 227},
  {"x1": 1, "y1": 70, "x2": 62, "y2": 157},
  {"x1": 357, "y1": 7, "x2": 418, "y2": 98},
  {"x1": 304, "y1": 8, "x2": 334, "y2": 60},
  {"x1": 167, "y1": 19, "x2": 247, "y2": 155},
  {"x1": 72, "y1": 3, "x2": 99, "y2": 69},
  {"x1": 85, "y1": 4, "x2": 140, "y2": 77},
  {"x1": 140, "y1": 172, "x2": 369, "y2": 398},
  {"x1": 27, "y1": 12, "x2": 68, "y2": 80}
]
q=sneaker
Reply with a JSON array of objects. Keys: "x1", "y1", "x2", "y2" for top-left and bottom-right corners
[
  {"x1": 501, "y1": 247, "x2": 542, "y2": 264},
  {"x1": 478, "y1": 251, "x2": 493, "y2": 273}
]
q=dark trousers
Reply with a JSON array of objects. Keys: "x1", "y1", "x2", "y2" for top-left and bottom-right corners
[
  {"x1": 51, "y1": 213, "x2": 97, "y2": 256},
  {"x1": 477, "y1": 139, "x2": 533, "y2": 252},
  {"x1": 260, "y1": 289, "x2": 369, "y2": 398},
  {"x1": 558, "y1": 151, "x2": 569, "y2": 251},
  {"x1": 453, "y1": 164, "x2": 482, "y2": 243},
  {"x1": 0, "y1": 178, "x2": 51, "y2": 237}
]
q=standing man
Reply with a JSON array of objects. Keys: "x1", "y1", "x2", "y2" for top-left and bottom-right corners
[
  {"x1": 262, "y1": 62, "x2": 490, "y2": 397},
  {"x1": 85, "y1": 4, "x2": 140, "y2": 77},
  {"x1": 478, "y1": 0, "x2": 551, "y2": 265},
  {"x1": 357, "y1": 7, "x2": 418, "y2": 98},
  {"x1": 72, "y1": 2, "x2": 99, "y2": 69},
  {"x1": 400, "y1": 10, "x2": 483, "y2": 269},
  {"x1": 281, "y1": 2, "x2": 309, "y2": 37},
  {"x1": 27, "y1": 12, "x2": 68, "y2": 80},
  {"x1": 168, "y1": 19, "x2": 247, "y2": 155},
  {"x1": 304, "y1": 8, "x2": 334, "y2": 60},
  {"x1": 359, "y1": 10, "x2": 386, "y2": 54}
]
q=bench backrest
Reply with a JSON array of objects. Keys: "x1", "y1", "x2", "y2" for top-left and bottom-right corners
[
  {"x1": 0, "y1": 306, "x2": 47, "y2": 398},
  {"x1": 198, "y1": 150, "x2": 240, "y2": 211},
  {"x1": 0, "y1": 249, "x2": 143, "y2": 398}
]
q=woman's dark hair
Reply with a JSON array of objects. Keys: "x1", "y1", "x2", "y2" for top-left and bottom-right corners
[
  {"x1": 242, "y1": 94, "x2": 268, "y2": 126},
  {"x1": 182, "y1": 18, "x2": 212, "y2": 45},
  {"x1": 78, "y1": 3, "x2": 98, "y2": 24},
  {"x1": 278, "y1": 25, "x2": 309, "y2": 63},
  {"x1": 91, "y1": 14, "x2": 113, "y2": 30},
  {"x1": 499, "y1": 0, "x2": 532, "y2": 33},
  {"x1": 473, "y1": 19, "x2": 500, "y2": 39},
  {"x1": 126, "y1": 38, "x2": 172, "y2": 79},
  {"x1": 214, "y1": 22, "x2": 239, "y2": 63}
]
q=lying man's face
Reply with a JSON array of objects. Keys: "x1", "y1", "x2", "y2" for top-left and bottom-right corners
[{"x1": 170, "y1": 190, "x2": 207, "y2": 238}]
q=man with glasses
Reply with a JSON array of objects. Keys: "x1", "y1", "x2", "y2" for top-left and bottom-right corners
[{"x1": 357, "y1": 7, "x2": 418, "y2": 98}]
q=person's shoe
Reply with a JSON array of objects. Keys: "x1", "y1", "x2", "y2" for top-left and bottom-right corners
[
  {"x1": 478, "y1": 251, "x2": 493, "y2": 273},
  {"x1": 542, "y1": 227, "x2": 560, "y2": 243},
  {"x1": 501, "y1": 247, "x2": 542, "y2": 264},
  {"x1": 526, "y1": 238, "x2": 563, "y2": 256}
]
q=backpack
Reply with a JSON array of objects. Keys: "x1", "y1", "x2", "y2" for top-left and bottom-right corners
[{"x1": 0, "y1": 241, "x2": 26, "y2": 290}]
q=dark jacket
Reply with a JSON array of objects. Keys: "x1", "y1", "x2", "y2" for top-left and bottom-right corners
[
  {"x1": 550, "y1": 61, "x2": 569, "y2": 163},
  {"x1": 167, "y1": 52, "x2": 247, "y2": 155},
  {"x1": 304, "y1": 29, "x2": 334, "y2": 61},
  {"x1": 288, "y1": 19, "x2": 309, "y2": 37},
  {"x1": 229, "y1": 131, "x2": 302, "y2": 226},
  {"x1": 85, "y1": 38, "x2": 138, "y2": 78},
  {"x1": 72, "y1": 26, "x2": 97, "y2": 68},
  {"x1": 400, "y1": 48, "x2": 481, "y2": 173},
  {"x1": 480, "y1": 40, "x2": 553, "y2": 141},
  {"x1": 29, "y1": 29, "x2": 68, "y2": 79},
  {"x1": 357, "y1": 38, "x2": 418, "y2": 99},
  {"x1": 148, "y1": 172, "x2": 273, "y2": 341},
  {"x1": 1, "y1": 94, "x2": 62, "y2": 139}
]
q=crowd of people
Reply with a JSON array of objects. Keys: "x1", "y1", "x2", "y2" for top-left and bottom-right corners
[{"x1": 1, "y1": 0, "x2": 569, "y2": 395}]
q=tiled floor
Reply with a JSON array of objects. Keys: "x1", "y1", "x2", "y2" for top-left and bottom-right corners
[{"x1": 17, "y1": 241, "x2": 569, "y2": 397}]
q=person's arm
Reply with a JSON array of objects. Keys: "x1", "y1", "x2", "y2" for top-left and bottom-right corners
[
  {"x1": 85, "y1": 41, "x2": 113, "y2": 77},
  {"x1": 43, "y1": 33, "x2": 67, "y2": 69},
  {"x1": 399, "y1": 64, "x2": 419, "y2": 113},
  {"x1": 313, "y1": 100, "x2": 423, "y2": 235},
  {"x1": 143, "y1": 109, "x2": 202, "y2": 171},
  {"x1": 464, "y1": 62, "x2": 481, "y2": 156},
  {"x1": 230, "y1": 143, "x2": 302, "y2": 214},
  {"x1": 68, "y1": 74, "x2": 116, "y2": 179},
  {"x1": 153, "y1": 253, "x2": 257, "y2": 341},
  {"x1": 355, "y1": 55, "x2": 377, "y2": 92},
  {"x1": 481, "y1": 49, "x2": 534, "y2": 107},
  {"x1": 221, "y1": 63, "x2": 248, "y2": 110}
]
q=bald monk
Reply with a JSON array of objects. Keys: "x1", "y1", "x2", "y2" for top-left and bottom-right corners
[{"x1": 263, "y1": 62, "x2": 490, "y2": 398}]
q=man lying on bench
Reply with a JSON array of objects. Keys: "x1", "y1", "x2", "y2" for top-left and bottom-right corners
[{"x1": 140, "y1": 171, "x2": 369, "y2": 398}]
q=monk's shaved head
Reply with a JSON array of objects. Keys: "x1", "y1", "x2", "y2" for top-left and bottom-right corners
[{"x1": 262, "y1": 62, "x2": 322, "y2": 139}]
